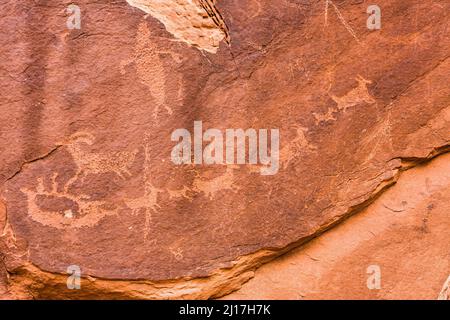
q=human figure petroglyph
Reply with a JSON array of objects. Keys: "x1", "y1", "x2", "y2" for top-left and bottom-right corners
[
  {"x1": 122, "y1": 133, "x2": 166, "y2": 239},
  {"x1": 63, "y1": 132, "x2": 138, "y2": 193},
  {"x1": 121, "y1": 21, "x2": 184, "y2": 119},
  {"x1": 19, "y1": 129, "x2": 243, "y2": 235},
  {"x1": 314, "y1": 75, "x2": 375, "y2": 124},
  {"x1": 124, "y1": 181, "x2": 164, "y2": 240}
]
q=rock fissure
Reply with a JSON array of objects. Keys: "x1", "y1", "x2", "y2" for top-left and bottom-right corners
[{"x1": 4, "y1": 145, "x2": 63, "y2": 183}]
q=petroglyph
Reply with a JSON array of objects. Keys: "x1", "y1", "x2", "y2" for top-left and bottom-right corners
[
  {"x1": 280, "y1": 126, "x2": 317, "y2": 170},
  {"x1": 193, "y1": 166, "x2": 240, "y2": 200},
  {"x1": 167, "y1": 185, "x2": 193, "y2": 201},
  {"x1": 64, "y1": 132, "x2": 138, "y2": 193},
  {"x1": 124, "y1": 182, "x2": 163, "y2": 239},
  {"x1": 16, "y1": 132, "x2": 139, "y2": 230},
  {"x1": 20, "y1": 174, "x2": 117, "y2": 229},
  {"x1": 18, "y1": 130, "x2": 242, "y2": 236},
  {"x1": 324, "y1": 0, "x2": 360, "y2": 43},
  {"x1": 126, "y1": 0, "x2": 230, "y2": 53},
  {"x1": 121, "y1": 22, "x2": 184, "y2": 119},
  {"x1": 314, "y1": 76, "x2": 375, "y2": 124},
  {"x1": 361, "y1": 109, "x2": 393, "y2": 163},
  {"x1": 169, "y1": 245, "x2": 184, "y2": 261},
  {"x1": 332, "y1": 76, "x2": 375, "y2": 111},
  {"x1": 123, "y1": 136, "x2": 163, "y2": 239}
]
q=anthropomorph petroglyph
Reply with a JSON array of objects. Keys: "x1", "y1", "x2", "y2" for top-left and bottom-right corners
[
  {"x1": 123, "y1": 135, "x2": 163, "y2": 239},
  {"x1": 314, "y1": 75, "x2": 375, "y2": 124},
  {"x1": 121, "y1": 21, "x2": 184, "y2": 120},
  {"x1": 124, "y1": 181, "x2": 163, "y2": 239},
  {"x1": 438, "y1": 275, "x2": 450, "y2": 300},
  {"x1": 122, "y1": 133, "x2": 241, "y2": 239},
  {"x1": 18, "y1": 131, "x2": 242, "y2": 236}
]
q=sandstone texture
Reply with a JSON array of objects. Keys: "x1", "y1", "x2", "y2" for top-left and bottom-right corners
[
  {"x1": 0, "y1": 0, "x2": 449, "y2": 299},
  {"x1": 225, "y1": 154, "x2": 450, "y2": 300}
]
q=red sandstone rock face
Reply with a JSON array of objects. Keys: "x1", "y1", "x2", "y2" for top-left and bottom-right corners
[
  {"x1": 225, "y1": 154, "x2": 450, "y2": 300},
  {"x1": 0, "y1": 0, "x2": 449, "y2": 299}
]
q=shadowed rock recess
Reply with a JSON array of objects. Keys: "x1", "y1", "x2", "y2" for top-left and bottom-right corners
[{"x1": 0, "y1": 0, "x2": 449, "y2": 299}]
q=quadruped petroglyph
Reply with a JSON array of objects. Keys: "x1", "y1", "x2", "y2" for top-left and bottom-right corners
[
  {"x1": 280, "y1": 126, "x2": 317, "y2": 170},
  {"x1": 18, "y1": 132, "x2": 138, "y2": 229},
  {"x1": 20, "y1": 174, "x2": 117, "y2": 229},
  {"x1": 314, "y1": 75, "x2": 376, "y2": 124},
  {"x1": 63, "y1": 132, "x2": 138, "y2": 193},
  {"x1": 14, "y1": 132, "x2": 243, "y2": 238}
]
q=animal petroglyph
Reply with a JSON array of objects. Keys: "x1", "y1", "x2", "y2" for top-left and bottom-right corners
[
  {"x1": 280, "y1": 126, "x2": 317, "y2": 170},
  {"x1": 20, "y1": 173, "x2": 117, "y2": 229},
  {"x1": 18, "y1": 132, "x2": 139, "y2": 230},
  {"x1": 193, "y1": 166, "x2": 240, "y2": 200},
  {"x1": 121, "y1": 22, "x2": 184, "y2": 119},
  {"x1": 331, "y1": 76, "x2": 375, "y2": 111},
  {"x1": 64, "y1": 132, "x2": 138, "y2": 193},
  {"x1": 126, "y1": 0, "x2": 230, "y2": 53},
  {"x1": 314, "y1": 75, "x2": 376, "y2": 124}
]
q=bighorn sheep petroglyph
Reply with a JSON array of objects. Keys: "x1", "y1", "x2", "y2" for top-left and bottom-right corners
[{"x1": 63, "y1": 132, "x2": 138, "y2": 192}]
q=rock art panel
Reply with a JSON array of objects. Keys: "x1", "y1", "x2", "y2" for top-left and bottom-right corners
[{"x1": 0, "y1": 0, "x2": 449, "y2": 299}]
